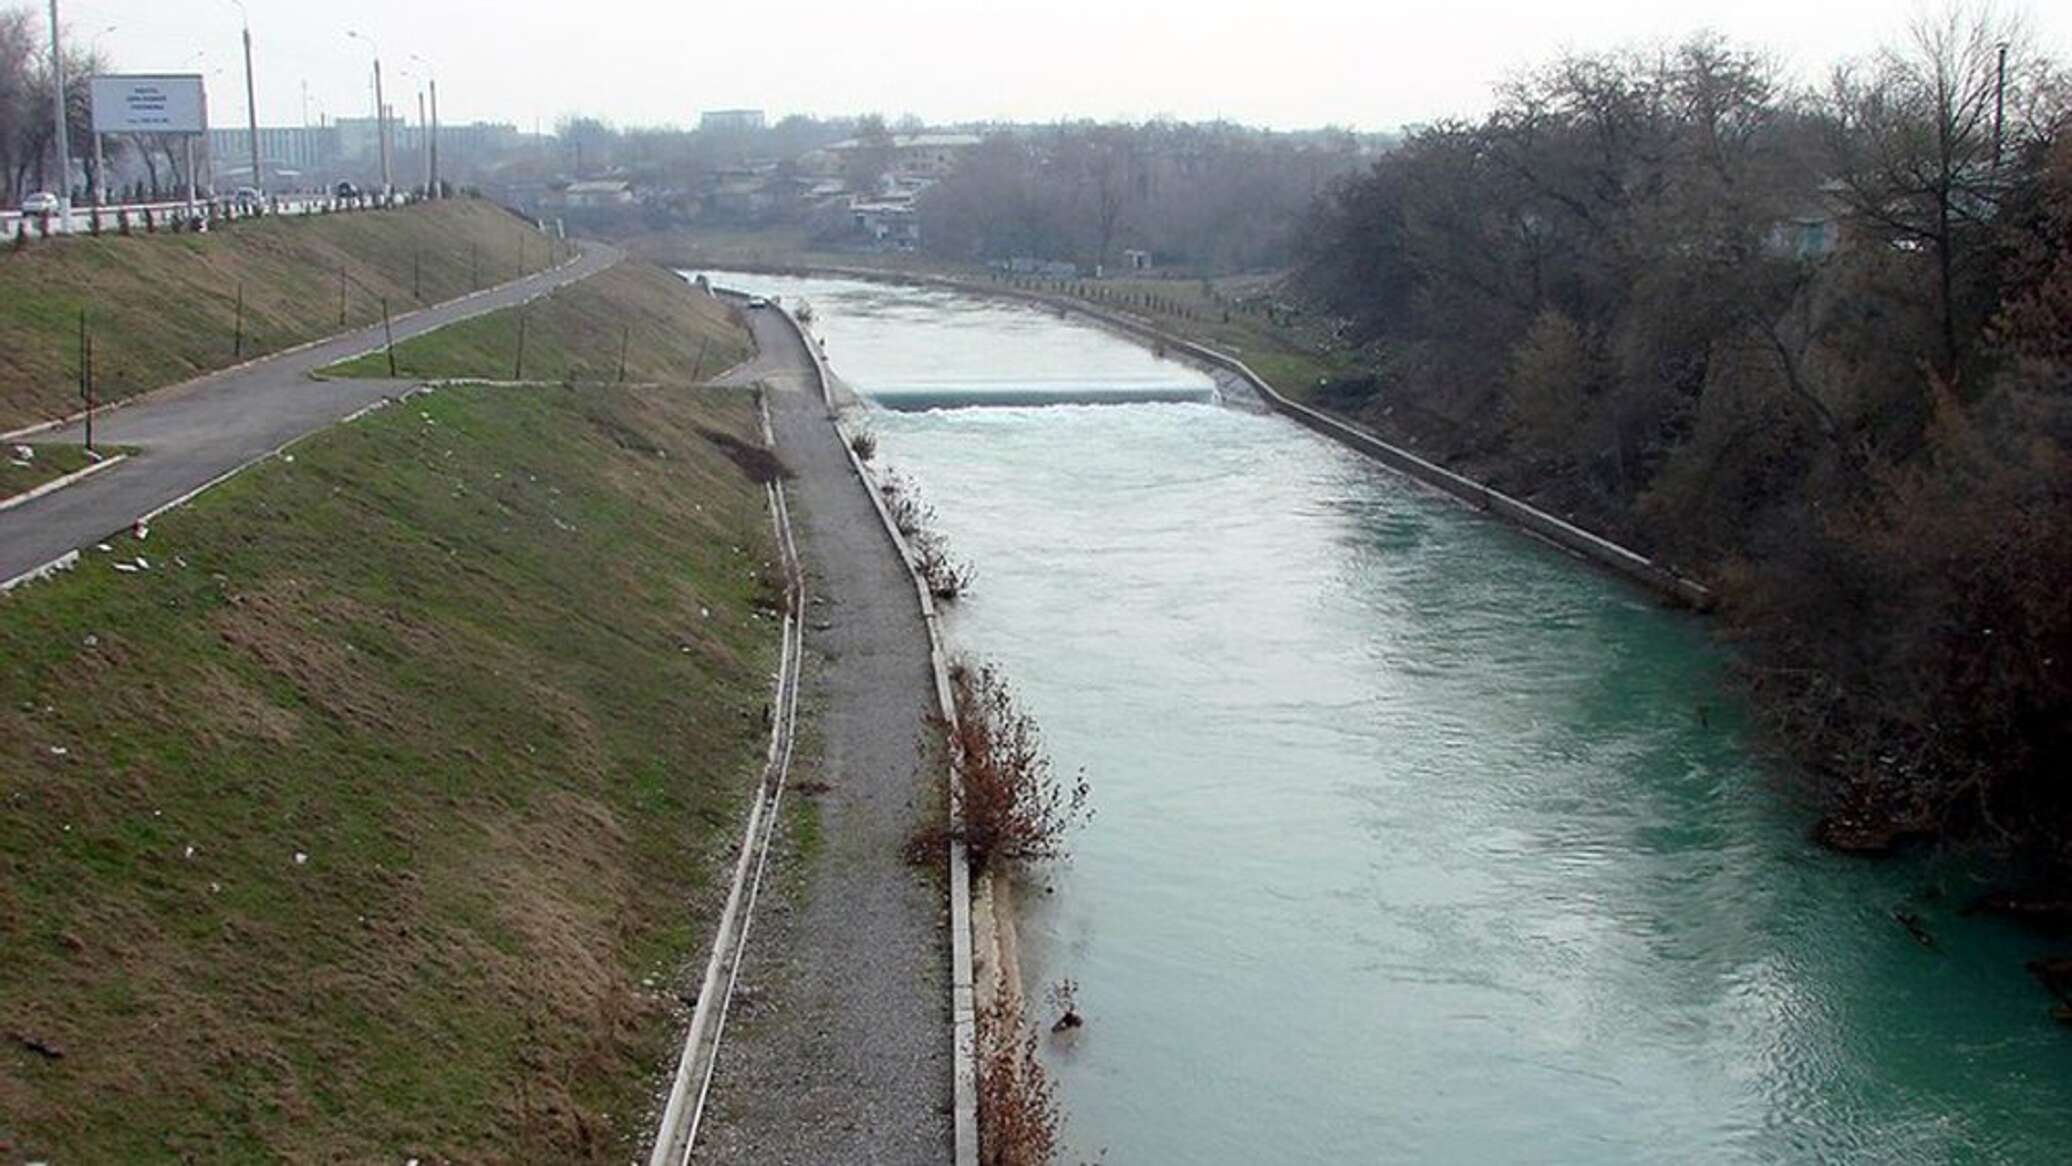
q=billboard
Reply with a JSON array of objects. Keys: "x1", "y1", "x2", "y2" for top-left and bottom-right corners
[{"x1": 91, "y1": 74, "x2": 208, "y2": 134}]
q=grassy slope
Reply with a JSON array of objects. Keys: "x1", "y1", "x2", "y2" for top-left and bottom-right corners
[
  {"x1": 0, "y1": 199, "x2": 563, "y2": 431},
  {"x1": 0, "y1": 380, "x2": 782, "y2": 1162},
  {"x1": 324, "y1": 262, "x2": 750, "y2": 384},
  {"x1": 1, "y1": 444, "x2": 120, "y2": 500}
]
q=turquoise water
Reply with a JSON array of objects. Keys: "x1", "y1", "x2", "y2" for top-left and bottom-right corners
[{"x1": 704, "y1": 272, "x2": 2072, "y2": 1164}]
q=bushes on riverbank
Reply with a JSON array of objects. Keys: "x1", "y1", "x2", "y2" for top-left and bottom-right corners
[{"x1": 1293, "y1": 18, "x2": 2072, "y2": 867}]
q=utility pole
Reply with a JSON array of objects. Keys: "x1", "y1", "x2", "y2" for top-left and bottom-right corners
[
  {"x1": 375, "y1": 59, "x2": 390, "y2": 198},
  {"x1": 48, "y1": 0, "x2": 73, "y2": 228},
  {"x1": 349, "y1": 31, "x2": 389, "y2": 199},
  {"x1": 428, "y1": 78, "x2": 439, "y2": 197},
  {"x1": 418, "y1": 89, "x2": 429, "y2": 194},
  {"x1": 236, "y1": 1, "x2": 261, "y2": 193},
  {"x1": 1993, "y1": 41, "x2": 2009, "y2": 171}
]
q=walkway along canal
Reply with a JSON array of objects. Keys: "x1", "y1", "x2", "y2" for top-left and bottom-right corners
[{"x1": 704, "y1": 271, "x2": 2072, "y2": 1164}]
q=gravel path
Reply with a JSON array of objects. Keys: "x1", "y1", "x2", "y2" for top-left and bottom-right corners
[{"x1": 690, "y1": 311, "x2": 952, "y2": 1163}]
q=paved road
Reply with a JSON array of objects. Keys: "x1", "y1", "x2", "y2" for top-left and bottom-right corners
[
  {"x1": 692, "y1": 305, "x2": 953, "y2": 1162},
  {"x1": 0, "y1": 240, "x2": 621, "y2": 585}
]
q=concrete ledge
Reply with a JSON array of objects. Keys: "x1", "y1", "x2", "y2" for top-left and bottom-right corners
[{"x1": 0, "y1": 452, "x2": 128, "y2": 513}]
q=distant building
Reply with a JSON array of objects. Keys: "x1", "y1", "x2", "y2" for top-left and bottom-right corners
[
  {"x1": 701, "y1": 109, "x2": 766, "y2": 133},
  {"x1": 814, "y1": 132, "x2": 983, "y2": 186},
  {"x1": 555, "y1": 179, "x2": 635, "y2": 209}
]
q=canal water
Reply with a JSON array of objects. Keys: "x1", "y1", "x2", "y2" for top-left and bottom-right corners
[{"x1": 701, "y1": 272, "x2": 2072, "y2": 1164}]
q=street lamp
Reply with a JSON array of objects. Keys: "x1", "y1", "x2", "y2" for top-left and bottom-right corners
[
  {"x1": 228, "y1": 0, "x2": 261, "y2": 194},
  {"x1": 346, "y1": 29, "x2": 390, "y2": 198},
  {"x1": 410, "y1": 52, "x2": 438, "y2": 197},
  {"x1": 88, "y1": 24, "x2": 115, "y2": 205},
  {"x1": 47, "y1": 0, "x2": 73, "y2": 225}
]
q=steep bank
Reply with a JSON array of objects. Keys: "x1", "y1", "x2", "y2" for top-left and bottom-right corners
[
  {"x1": 0, "y1": 198, "x2": 561, "y2": 430},
  {"x1": 0, "y1": 383, "x2": 783, "y2": 1161},
  {"x1": 323, "y1": 262, "x2": 749, "y2": 384}
]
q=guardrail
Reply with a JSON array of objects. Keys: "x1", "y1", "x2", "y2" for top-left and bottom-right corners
[{"x1": 0, "y1": 190, "x2": 430, "y2": 241}]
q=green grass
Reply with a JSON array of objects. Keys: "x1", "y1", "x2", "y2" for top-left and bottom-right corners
[
  {"x1": 0, "y1": 199, "x2": 567, "y2": 431},
  {"x1": 323, "y1": 261, "x2": 750, "y2": 385},
  {"x1": 0, "y1": 382, "x2": 783, "y2": 1162},
  {"x1": 0, "y1": 443, "x2": 138, "y2": 499}
]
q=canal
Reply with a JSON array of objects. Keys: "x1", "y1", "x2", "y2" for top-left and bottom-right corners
[{"x1": 702, "y1": 271, "x2": 2072, "y2": 1164}]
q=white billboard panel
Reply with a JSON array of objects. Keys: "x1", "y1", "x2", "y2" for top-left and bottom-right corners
[{"x1": 91, "y1": 75, "x2": 207, "y2": 135}]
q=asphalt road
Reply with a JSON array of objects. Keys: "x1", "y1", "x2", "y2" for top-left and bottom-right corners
[{"x1": 0, "y1": 239, "x2": 621, "y2": 585}]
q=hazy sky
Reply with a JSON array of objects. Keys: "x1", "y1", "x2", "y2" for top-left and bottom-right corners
[{"x1": 54, "y1": 0, "x2": 2072, "y2": 133}]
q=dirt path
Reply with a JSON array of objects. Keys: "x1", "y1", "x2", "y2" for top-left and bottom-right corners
[{"x1": 689, "y1": 311, "x2": 952, "y2": 1162}]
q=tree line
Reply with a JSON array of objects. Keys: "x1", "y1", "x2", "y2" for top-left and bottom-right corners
[
  {"x1": 917, "y1": 121, "x2": 1378, "y2": 272},
  {"x1": 1296, "y1": 14, "x2": 2072, "y2": 864}
]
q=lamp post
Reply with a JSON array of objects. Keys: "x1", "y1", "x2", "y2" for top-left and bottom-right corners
[
  {"x1": 346, "y1": 30, "x2": 389, "y2": 198},
  {"x1": 88, "y1": 23, "x2": 115, "y2": 205},
  {"x1": 47, "y1": 0, "x2": 72, "y2": 227},
  {"x1": 229, "y1": 0, "x2": 261, "y2": 193},
  {"x1": 411, "y1": 53, "x2": 438, "y2": 197}
]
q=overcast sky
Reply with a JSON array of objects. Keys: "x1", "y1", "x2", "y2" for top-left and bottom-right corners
[{"x1": 53, "y1": 0, "x2": 2072, "y2": 133}]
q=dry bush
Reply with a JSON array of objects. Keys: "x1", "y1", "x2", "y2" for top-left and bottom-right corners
[
  {"x1": 948, "y1": 661, "x2": 1090, "y2": 871},
  {"x1": 914, "y1": 532, "x2": 977, "y2": 601},
  {"x1": 849, "y1": 427, "x2": 878, "y2": 461},
  {"x1": 978, "y1": 991, "x2": 1064, "y2": 1166}
]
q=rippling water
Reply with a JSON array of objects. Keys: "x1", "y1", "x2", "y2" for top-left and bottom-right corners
[{"x1": 701, "y1": 271, "x2": 2072, "y2": 1164}]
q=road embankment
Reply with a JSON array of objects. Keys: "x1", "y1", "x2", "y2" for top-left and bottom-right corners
[
  {"x1": 0, "y1": 382, "x2": 786, "y2": 1163},
  {"x1": 0, "y1": 198, "x2": 564, "y2": 431}
]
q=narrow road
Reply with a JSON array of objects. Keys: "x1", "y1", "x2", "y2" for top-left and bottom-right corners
[
  {"x1": 689, "y1": 308, "x2": 954, "y2": 1162},
  {"x1": 0, "y1": 239, "x2": 621, "y2": 585}
]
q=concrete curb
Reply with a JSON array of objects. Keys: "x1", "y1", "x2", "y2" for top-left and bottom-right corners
[
  {"x1": 0, "y1": 452, "x2": 128, "y2": 513},
  {"x1": 699, "y1": 261, "x2": 1714, "y2": 610},
  {"x1": 646, "y1": 443, "x2": 807, "y2": 1166},
  {"x1": 764, "y1": 299, "x2": 982, "y2": 1166}
]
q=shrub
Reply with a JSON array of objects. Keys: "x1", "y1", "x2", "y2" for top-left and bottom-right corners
[
  {"x1": 914, "y1": 533, "x2": 976, "y2": 601},
  {"x1": 977, "y1": 992, "x2": 1064, "y2": 1166},
  {"x1": 849, "y1": 427, "x2": 878, "y2": 461},
  {"x1": 946, "y1": 661, "x2": 1089, "y2": 870}
]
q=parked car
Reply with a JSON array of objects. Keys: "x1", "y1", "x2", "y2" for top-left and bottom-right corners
[
  {"x1": 333, "y1": 181, "x2": 360, "y2": 200},
  {"x1": 234, "y1": 186, "x2": 265, "y2": 210},
  {"x1": 20, "y1": 191, "x2": 59, "y2": 215},
  {"x1": 747, "y1": 297, "x2": 771, "y2": 310}
]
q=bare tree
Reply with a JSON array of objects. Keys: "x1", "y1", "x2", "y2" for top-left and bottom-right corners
[{"x1": 1825, "y1": 4, "x2": 2033, "y2": 375}]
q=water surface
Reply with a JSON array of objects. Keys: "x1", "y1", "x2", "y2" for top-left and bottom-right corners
[{"x1": 703, "y1": 270, "x2": 2072, "y2": 1164}]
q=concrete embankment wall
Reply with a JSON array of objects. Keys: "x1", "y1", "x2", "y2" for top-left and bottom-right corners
[{"x1": 698, "y1": 260, "x2": 1713, "y2": 611}]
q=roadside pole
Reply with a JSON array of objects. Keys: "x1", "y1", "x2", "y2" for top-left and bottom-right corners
[
  {"x1": 513, "y1": 308, "x2": 527, "y2": 380},
  {"x1": 48, "y1": 0, "x2": 73, "y2": 232},
  {"x1": 78, "y1": 310, "x2": 93, "y2": 450},
  {"x1": 382, "y1": 298, "x2": 396, "y2": 376}
]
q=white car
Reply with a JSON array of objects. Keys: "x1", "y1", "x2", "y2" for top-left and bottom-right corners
[{"x1": 19, "y1": 191, "x2": 59, "y2": 215}]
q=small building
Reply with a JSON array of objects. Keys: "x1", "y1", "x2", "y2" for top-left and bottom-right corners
[
  {"x1": 1122, "y1": 248, "x2": 1153, "y2": 272},
  {"x1": 558, "y1": 179, "x2": 635, "y2": 209},
  {"x1": 701, "y1": 109, "x2": 766, "y2": 134}
]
